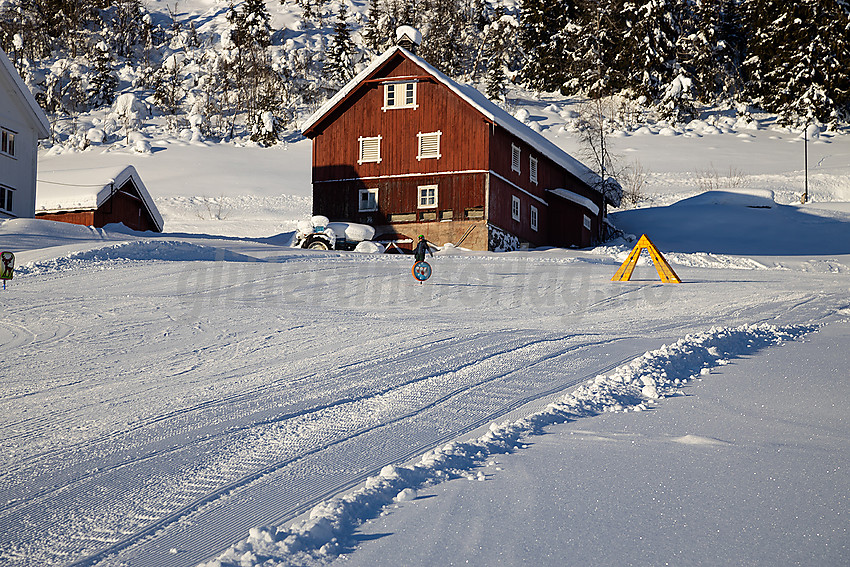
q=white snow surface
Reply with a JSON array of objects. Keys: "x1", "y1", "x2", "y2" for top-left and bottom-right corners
[{"x1": 3, "y1": 74, "x2": 850, "y2": 567}]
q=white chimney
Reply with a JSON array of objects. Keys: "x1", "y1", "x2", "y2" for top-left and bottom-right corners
[{"x1": 395, "y1": 26, "x2": 422, "y2": 53}]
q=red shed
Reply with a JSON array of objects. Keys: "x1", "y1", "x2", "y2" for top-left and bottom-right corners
[
  {"x1": 301, "y1": 46, "x2": 617, "y2": 251},
  {"x1": 35, "y1": 165, "x2": 163, "y2": 232}
]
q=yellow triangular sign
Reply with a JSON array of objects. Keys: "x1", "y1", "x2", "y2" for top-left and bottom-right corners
[{"x1": 611, "y1": 234, "x2": 681, "y2": 283}]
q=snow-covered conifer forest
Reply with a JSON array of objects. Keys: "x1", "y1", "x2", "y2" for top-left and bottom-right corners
[{"x1": 2, "y1": 0, "x2": 849, "y2": 150}]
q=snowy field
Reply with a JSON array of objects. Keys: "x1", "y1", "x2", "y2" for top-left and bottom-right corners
[{"x1": 2, "y1": 90, "x2": 850, "y2": 567}]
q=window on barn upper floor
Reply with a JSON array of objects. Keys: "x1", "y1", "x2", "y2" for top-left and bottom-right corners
[
  {"x1": 511, "y1": 144, "x2": 521, "y2": 174},
  {"x1": 1, "y1": 128, "x2": 16, "y2": 158},
  {"x1": 358, "y1": 136, "x2": 382, "y2": 164},
  {"x1": 383, "y1": 81, "x2": 417, "y2": 111},
  {"x1": 530, "y1": 156, "x2": 538, "y2": 184},
  {"x1": 417, "y1": 131, "x2": 441, "y2": 160}
]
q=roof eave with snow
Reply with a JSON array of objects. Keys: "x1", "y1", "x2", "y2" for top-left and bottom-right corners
[
  {"x1": 0, "y1": 47, "x2": 50, "y2": 138},
  {"x1": 300, "y1": 47, "x2": 603, "y2": 193},
  {"x1": 547, "y1": 188, "x2": 600, "y2": 216}
]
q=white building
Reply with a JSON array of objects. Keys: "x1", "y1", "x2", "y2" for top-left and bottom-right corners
[{"x1": 0, "y1": 47, "x2": 50, "y2": 219}]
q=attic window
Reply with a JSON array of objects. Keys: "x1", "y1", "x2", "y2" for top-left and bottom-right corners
[
  {"x1": 383, "y1": 82, "x2": 417, "y2": 110},
  {"x1": 417, "y1": 131, "x2": 442, "y2": 160},
  {"x1": 511, "y1": 144, "x2": 521, "y2": 173},
  {"x1": 530, "y1": 156, "x2": 538, "y2": 184},
  {"x1": 1, "y1": 128, "x2": 15, "y2": 158},
  {"x1": 358, "y1": 135, "x2": 382, "y2": 164}
]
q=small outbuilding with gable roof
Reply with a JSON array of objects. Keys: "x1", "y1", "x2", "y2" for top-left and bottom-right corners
[
  {"x1": 35, "y1": 165, "x2": 164, "y2": 232},
  {"x1": 301, "y1": 44, "x2": 619, "y2": 251}
]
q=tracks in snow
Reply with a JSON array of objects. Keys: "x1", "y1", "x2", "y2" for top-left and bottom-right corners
[
  {"x1": 4, "y1": 254, "x2": 838, "y2": 567},
  {"x1": 1, "y1": 327, "x2": 646, "y2": 567}
]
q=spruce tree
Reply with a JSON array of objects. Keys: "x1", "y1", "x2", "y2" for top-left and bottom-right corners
[
  {"x1": 570, "y1": 0, "x2": 620, "y2": 97},
  {"x1": 324, "y1": 3, "x2": 357, "y2": 89},
  {"x1": 482, "y1": 13, "x2": 519, "y2": 100},
  {"x1": 669, "y1": 0, "x2": 742, "y2": 110},
  {"x1": 618, "y1": 0, "x2": 679, "y2": 102},
  {"x1": 241, "y1": 0, "x2": 273, "y2": 49},
  {"x1": 519, "y1": 0, "x2": 580, "y2": 93},
  {"x1": 153, "y1": 54, "x2": 185, "y2": 129},
  {"x1": 418, "y1": 0, "x2": 468, "y2": 76},
  {"x1": 87, "y1": 40, "x2": 118, "y2": 108},
  {"x1": 109, "y1": 0, "x2": 144, "y2": 57},
  {"x1": 363, "y1": 0, "x2": 389, "y2": 53},
  {"x1": 743, "y1": 0, "x2": 850, "y2": 125}
]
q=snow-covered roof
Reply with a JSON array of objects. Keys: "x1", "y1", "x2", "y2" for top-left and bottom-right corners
[
  {"x1": 0, "y1": 47, "x2": 50, "y2": 138},
  {"x1": 547, "y1": 188, "x2": 600, "y2": 216},
  {"x1": 301, "y1": 46, "x2": 602, "y2": 192},
  {"x1": 395, "y1": 26, "x2": 422, "y2": 46},
  {"x1": 36, "y1": 165, "x2": 164, "y2": 231}
]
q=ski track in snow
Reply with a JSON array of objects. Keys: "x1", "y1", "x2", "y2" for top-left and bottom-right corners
[
  {"x1": 0, "y1": 240, "x2": 843, "y2": 567},
  {"x1": 199, "y1": 323, "x2": 816, "y2": 567}
]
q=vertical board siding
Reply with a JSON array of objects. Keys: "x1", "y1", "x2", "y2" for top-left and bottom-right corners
[
  {"x1": 311, "y1": 55, "x2": 490, "y2": 183},
  {"x1": 35, "y1": 210, "x2": 96, "y2": 226},
  {"x1": 314, "y1": 173, "x2": 486, "y2": 225},
  {"x1": 94, "y1": 190, "x2": 159, "y2": 232},
  {"x1": 547, "y1": 198, "x2": 594, "y2": 248},
  {"x1": 487, "y1": 175, "x2": 545, "y2": 247}
]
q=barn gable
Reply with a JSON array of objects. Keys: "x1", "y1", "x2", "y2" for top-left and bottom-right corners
[{"x1": 303, "y1": 47, "x2": 602, "y2": 191}]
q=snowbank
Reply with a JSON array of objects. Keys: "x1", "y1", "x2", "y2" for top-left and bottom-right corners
[
  {"x1": 200, "y1": 323, "x2": 813, "y2": 567},
  {"x1": 15, "y1": 240, "x2": 257, "y2": 276},
  {"x1": 672, "y1": 188, "x2": 776, "y2": 208}
]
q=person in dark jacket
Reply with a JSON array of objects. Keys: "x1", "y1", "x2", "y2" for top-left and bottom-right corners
[{"x1": 413, "y1": 235, "x2": 433, "y2": 262}]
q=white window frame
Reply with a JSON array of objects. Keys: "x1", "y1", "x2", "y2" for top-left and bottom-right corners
[
  {"x1": 511, "y1": 144, "x2": 521, "y2": 173},
  {"x1": 583, "y1": 214, "x2": 592, "y2": 230},
  {"x1": 358, "y1": 135, "x2": 382, "y2": 165},
  {"x1": 418, "y1": 185, "x2": 438, "y2": 209},
  {"x1": 529, "y1": 156, "x2": 538, "y2": 185},
  {"x1": 0, "y1": 127, "x2": 16, "y2": 158},
  {"x1": 511, "y1": 195, "x2": 521, "y2": 222},
  {"x1": 359, "y1": 188, "x2": 379, "y2": 212},
  {"x1": 417, "y1": 131, "x2": 442, "y2": 160},
  {"x1": 382, "y1": 81, "x2": 418, "y2": 111},
  {"x1": 0, "y1": 185, "x2": 13, "y2": 213},
  {"x1": 530, "y1": 205, "x2": 538, "y2": 231}
]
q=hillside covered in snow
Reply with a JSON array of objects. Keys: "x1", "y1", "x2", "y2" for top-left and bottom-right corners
[{"x1": 2, "y1": 0, "x2": 849, "y2": 158}]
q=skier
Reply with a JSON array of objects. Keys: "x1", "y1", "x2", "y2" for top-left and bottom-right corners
[{"x1": 413, "y1": 235, "x2": 433, "y2": 263}]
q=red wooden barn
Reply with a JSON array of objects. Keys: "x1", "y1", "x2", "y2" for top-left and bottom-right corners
[
  {"x1": 301, "y1": 45, "x2": 619, "y2": 251},
  {"x1": 35, "y1": 165, "x2": 163, "y2": 232}
]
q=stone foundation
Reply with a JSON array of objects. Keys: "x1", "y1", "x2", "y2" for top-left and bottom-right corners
[{"x1": 374, "y1": 220, "x2": 489, "y2": 251}]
